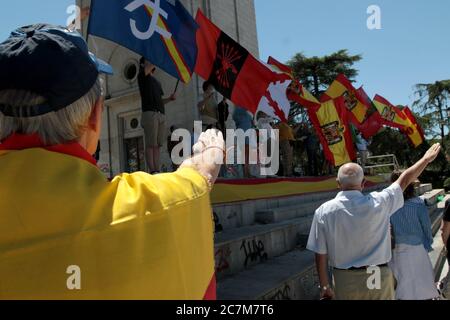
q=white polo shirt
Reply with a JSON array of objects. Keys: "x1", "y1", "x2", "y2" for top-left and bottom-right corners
[{"x1": 307, "y1": 183, "x2": 404, "y2": 269}]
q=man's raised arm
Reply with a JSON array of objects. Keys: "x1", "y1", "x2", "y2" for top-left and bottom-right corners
[{"x1": 395, "y1": 143, "x2": 441, "y2": 191}]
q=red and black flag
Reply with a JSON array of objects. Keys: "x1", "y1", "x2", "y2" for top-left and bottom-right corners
[{"x1": 195, "y1": 10, "x2": 278, "y2": 114}]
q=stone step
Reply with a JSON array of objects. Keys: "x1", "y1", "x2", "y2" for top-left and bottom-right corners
[
  {"x1": 421, "y1": 189, "x2": 445, "y2": 207},
  {"x1": 214, "y1": 216, "x2": 313, "y2": 279},
  {"x1": 212, "y1": 184, "x2": 387, "y2": 232},
  {"x1": 256, "y1": 184, "x2": 433, "y2": 225},
  {"x1": 216, "y1": 193, "x2": 444, "y2": 299},
  {"x1": 417, "y1": 183, "x2": 433, "y2": 196},
  {"x1": 214, "y1": 189, "x2": 443, "y2": 280},
  {"x1": 217, "y1": 249, "x2": 318, "y2": 300},
  {"x1": 256, "y1": 199, "x2": 323, "y2": 224}
]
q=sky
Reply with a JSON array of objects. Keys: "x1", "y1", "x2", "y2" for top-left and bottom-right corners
[
  {"x1": 255, "y1": 0, "x2": 450, "y2": 108},
  {"x1": 1, "y1": 0, "x2": 449, "y2": 110}
]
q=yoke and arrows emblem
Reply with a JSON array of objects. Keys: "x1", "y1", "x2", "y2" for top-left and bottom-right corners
[{"x1": 125, "y1": 0, "x2": 172, "y2": 40}]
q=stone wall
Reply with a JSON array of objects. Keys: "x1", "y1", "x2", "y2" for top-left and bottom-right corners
[{"x1": 77, "y1": 0, "x2": 259, "y2": 176}]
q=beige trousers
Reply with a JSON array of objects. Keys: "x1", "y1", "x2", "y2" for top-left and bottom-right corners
[{"x1": 333, "y1": 266, "x2": 395, "y2": 300}]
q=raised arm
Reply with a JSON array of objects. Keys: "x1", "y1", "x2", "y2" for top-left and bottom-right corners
[{"x1": 395, "y1": 143, "x2": 441, "y2": 191}]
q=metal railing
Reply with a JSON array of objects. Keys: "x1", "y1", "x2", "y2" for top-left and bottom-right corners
[{"x1": 358, "y1": 154, "x2": 400, "y2": 171}]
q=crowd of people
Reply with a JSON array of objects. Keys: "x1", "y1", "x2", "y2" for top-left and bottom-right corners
[
  {"x1": 137, "y1": 57, "x2": 344, "y2": 178},
  {"x1": 0, "y1": 24, "x2": 448, "y2": 300}
]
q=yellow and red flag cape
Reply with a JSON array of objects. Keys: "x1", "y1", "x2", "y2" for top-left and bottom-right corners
[{"x1": 0, "y1": 134, "x2": 216, "y2": 300}]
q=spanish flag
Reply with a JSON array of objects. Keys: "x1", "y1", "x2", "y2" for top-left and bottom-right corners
[
  {"x1": 321, "y1": 74, "x2": 368, "y2": 124},
  {"x1": 0, "y1": 134, "x2": 216, "y2": 300},
  {"x1": 267, "y1": 56, "x2": 320, "y2": 109},
  {"x1": 373, "y1": 95, "x2": 409, "y2": 129},
  {"x1": 308, "y1": 97, "x2": 357, "y2": 167},
  {"x1": 373, "y1": 96, "x2": 425, "y2": 148},
  {"x1": 401, "y1": 107, "x2": 425, "y2": 148}
]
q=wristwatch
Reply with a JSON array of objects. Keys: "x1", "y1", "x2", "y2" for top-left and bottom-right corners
[{"x1": 318, "y1": 284, "x2": 331, "y2": 291}]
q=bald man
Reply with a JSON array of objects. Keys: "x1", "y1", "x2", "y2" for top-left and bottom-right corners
[{"x1": 307, "y1": 143, "x2": 442, "y2": 300}]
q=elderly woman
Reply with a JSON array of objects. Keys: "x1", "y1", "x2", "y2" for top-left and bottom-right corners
[{"x1": 389, "y1": 171, "x2": 440, "y2": 300}]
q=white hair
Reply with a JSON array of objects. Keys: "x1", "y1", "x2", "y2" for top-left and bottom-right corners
[
  {"x1": 0, "y1": 77, "x2": 103, "y2": 145},
  {"x1": 337, "y1": 163, "x2": 364, "y2": 188}
]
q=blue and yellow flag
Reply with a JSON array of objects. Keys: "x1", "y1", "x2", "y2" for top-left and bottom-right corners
[{"x1": 88, "y1": 0, "x2": 198, "y2": 83}]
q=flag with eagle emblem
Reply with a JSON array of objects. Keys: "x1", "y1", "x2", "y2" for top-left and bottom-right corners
[
  {"x1": 308, "y1": 97, "x2": 357, "y2": 167},
  {"x1": 321, "y1": 74, "x2": 369, "y2": 124}
]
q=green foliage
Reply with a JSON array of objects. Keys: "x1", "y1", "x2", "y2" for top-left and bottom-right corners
[
  {"x1": 286, "y1": 49, "x2": 362, "y2": 121},
  {"x1": 370, "y1": 128, "x2": 449, "y2": 186},
  {"x1": 287, "y1": 49, "x2": 362, "y2": 97},
  {"x1": 413, "y1": 80, "x2": 450, "y2": 142},
  {"x1": 444, "y1": 178, "x2": 450, "y2": 191}
]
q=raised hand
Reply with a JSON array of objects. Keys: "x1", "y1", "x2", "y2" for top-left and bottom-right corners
[{"x1": 423, "y1": 143, "x2": 441, "y2": 164}]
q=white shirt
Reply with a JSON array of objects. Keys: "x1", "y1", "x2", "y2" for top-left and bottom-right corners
[{"x1": 306, "y1": 183, "x2": 404, "y2": 269}]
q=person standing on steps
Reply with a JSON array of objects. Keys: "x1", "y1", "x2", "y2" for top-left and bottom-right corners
[{"x1": 138, "y1": 57, "x2": 176, "y2": 174}]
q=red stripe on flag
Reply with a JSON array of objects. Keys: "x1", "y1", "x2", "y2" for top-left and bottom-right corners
[
  {"x1": 268, "y1": 56, "x2": 292, "y2": 75},
  {"x1": 264, "y1": 89, "x2": 288, "y2": 122},
  {"x1": 203, "y1": 274, "x2": 217, "y2": 300},
  {"x1": 159, "y1": 16, "x2": 192, "y2": 75}
]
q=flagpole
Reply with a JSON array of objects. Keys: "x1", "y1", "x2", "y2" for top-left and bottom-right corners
[{"x1": 173, "y1": 80, "x2": 180, "y2": 94}]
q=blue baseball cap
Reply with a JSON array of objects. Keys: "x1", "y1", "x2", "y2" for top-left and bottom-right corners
[{"x1": 0, "y1": 24, "x2": 113, "y2": 118}]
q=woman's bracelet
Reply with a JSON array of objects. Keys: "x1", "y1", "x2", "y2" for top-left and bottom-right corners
[{"x1": 203, "y1": 146, "x2": 226, "y2": 155}]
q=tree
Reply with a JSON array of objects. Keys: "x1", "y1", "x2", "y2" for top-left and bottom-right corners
[
  {"x1": 370, "y1": 128, "x2": 448, "y2": 187},
  {"x1": 413, "y1": 80, "x2": 450, "y2": 146},
  {"x1": 287, "y1": 49, "x2": 362, "y2": 97},
  {"x1": 286, "y1": 50, "x2": 362, "y2": 121}
]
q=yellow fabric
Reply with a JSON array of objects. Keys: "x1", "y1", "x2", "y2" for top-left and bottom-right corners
[
  {"x1": 373, "y1": 99, "x2": 408, "y2": 127},
  {"x1": 144, "y1": 6, "x2": 191, "y2": 83},
  {"x1": 403, "y1": 116, "x2": 424, "y2": 148},
  {"x1": 275, "y1": 123, "x2": 295, "y2": 141},
  {"x1": 211, "y1": 176, "x2": 385, "y2": 205},
  {"x1": 302, "y1": 87, "x2": 321, "y2": 106},
  {"x1": 0, "y1": 149, "x2": 214, "y2": 300},
  {"x1": 317, "y1": 100, "x2": 353, "y2": 166},
  {"x1": 325, "y1": 80, "x2": 367, "y2": 123}
]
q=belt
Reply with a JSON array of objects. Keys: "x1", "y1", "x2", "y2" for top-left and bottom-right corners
[{"x1": 334, "y1": 263, "x2": 388, "y2": 271}]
